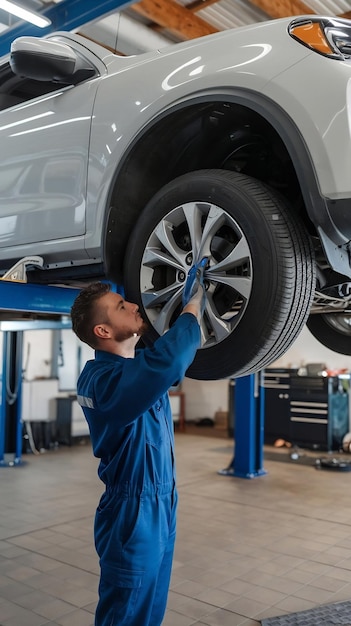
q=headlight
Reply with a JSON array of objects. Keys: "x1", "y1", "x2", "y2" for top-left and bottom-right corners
[{"x1": 289, "y1": 17, "x2": 351, "y2": 60}]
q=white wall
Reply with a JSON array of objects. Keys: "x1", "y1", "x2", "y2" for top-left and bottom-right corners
[
  {"x1": 59, "y1": 329, "x2": 93, "y2": 391},
  {"x1": 22, "y1": 329, "x2": 93, "y2": 389},
  {"x1": 272, "y1": 325, "x2": 351, "y2": 371},
  {"x1": 182, "y1": 377, "x2": 229, "y2": 422},
  {"x1": 23, "y1": 330, "x2": 53, "y2": 381}
]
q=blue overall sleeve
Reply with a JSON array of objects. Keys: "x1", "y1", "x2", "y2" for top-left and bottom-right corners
[{"x1": 78, "y1": 312, "x2": 200, "y2": 430}]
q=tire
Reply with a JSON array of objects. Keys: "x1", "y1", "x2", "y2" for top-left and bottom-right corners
[
  {"x1": 123, "y1": 170, "x2": 315, "y2": 380},
  {"x1": 307, "y1": 313, "x2": 351, "y2": 355}
]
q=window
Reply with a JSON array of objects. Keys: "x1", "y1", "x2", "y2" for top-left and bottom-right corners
[{"x1": 0, "y1": 63, "x2": 68, "y2": 111}]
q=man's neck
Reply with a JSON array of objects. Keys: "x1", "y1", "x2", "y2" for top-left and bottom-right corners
[{"x1": 97, "y1": 336, "x2": 139, "y2": 358}]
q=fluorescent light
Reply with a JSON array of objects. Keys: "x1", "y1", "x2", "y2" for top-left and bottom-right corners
[{"x1": 0, "y1": 0, "x2": 52, "y2": 28}]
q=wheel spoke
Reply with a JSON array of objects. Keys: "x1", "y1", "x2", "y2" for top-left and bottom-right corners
[
  {"x1": 153, "y1": 291, "x2": 182, "y2": 335},
  {"x1": 153, "y1": 221, "x2": 187, "y2": 267},
  {"x1": 210, "y1": 274, "x2": 251, "y2": 300},
  {"x1": 182, "y1": 203, "x2": 204, "y2": 259},
  {"x1": 198, "y1": 319, "x2": 209, "y2": 345},
  {"x1": 206, "y1": 235, "x2": 252, "y2": 299},
  {"x1": 143, "y1": 246, "x2": 183, "y2": 271},
  {"x1": 205, "y1": 293, "x2": 233, "y2": 342},
  {"x1": 198, "y1": 205, "x2": 226, "y2": 258},
  {"x1": 142, "y1": 282, "x2": 181, "y2": 310},
  {"x1": 208, "y1": 237, "x2": 251, "y2": 272}
]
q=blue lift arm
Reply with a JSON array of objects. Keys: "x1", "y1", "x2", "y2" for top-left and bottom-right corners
[
  {"x1": 0, "y1": 280, "x2": 80, "y2": 316},
  {"x1": 0, "y1": 0, "x2": 134, "y2": 58}
]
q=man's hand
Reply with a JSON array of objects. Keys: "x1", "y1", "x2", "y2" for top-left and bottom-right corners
[{"x1": 182, "y1": 257, "x2": 208, "y2": 321}]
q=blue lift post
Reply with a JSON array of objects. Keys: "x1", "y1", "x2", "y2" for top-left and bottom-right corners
[
  {"x1": 0, "y1": 330, "x2": 24, "y2": 466},
  {"x1": 219, "y1": 372, "x2": 267, "y2": 479},
  {"x1": 0, "y1": 281, "x2": 80, "y2": 467}
]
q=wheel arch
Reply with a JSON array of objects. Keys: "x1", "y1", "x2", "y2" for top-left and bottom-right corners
[{"x1": 103, "y1": 89, "x2": 338, "y2": 283}]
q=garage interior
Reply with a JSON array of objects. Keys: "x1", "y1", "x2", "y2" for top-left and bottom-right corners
[{"x1": 1, "y1": 1, "x2": 351, "y2": 625}]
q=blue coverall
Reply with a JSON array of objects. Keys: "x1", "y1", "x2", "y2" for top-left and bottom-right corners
[{"x1": 77, "y1": 312, "x2": 200, "y2": 626}]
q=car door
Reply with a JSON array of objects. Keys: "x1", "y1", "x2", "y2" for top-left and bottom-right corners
[{"x1": 0, "y1": 58, "x2": 99, "y2": 260}]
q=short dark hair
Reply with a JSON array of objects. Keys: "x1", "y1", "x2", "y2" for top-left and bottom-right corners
[{"x1": 71, "y1": 282, "x2": 111, "y2": 348}]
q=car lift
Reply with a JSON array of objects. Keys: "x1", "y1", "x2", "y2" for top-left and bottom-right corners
[
  {"x1": 0, "y1": 257, "x2": 80, "y2": 467},
  {"x1": 219, "y1": 372, "x2": 267, "y2": 479}
]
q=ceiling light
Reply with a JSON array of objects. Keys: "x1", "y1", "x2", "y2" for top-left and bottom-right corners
[{"x1": 0, "y1": 0, "x2": 51, "y2": 28}]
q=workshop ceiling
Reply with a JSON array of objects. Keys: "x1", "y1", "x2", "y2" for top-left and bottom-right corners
[{"x1": 0, "y1": 0, "x2": 350, "y2": 56}]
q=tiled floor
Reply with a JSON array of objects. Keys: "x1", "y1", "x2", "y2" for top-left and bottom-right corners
[{"x1": 1, "y1": 434, "x2": 351, "y2": 625}]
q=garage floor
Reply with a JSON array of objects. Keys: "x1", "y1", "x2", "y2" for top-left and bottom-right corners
[{"x1": 1, "y1": 434, "x2": 351, "y2": 626}]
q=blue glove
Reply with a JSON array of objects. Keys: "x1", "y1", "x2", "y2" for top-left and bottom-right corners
[{"x1": 182, "y1": 257, "x2": 208, "y2": 314}]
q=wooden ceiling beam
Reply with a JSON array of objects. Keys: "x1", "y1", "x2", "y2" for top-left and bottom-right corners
[
  {"x1": 131, "y1": 0, "x2": 218, "y2": 39},
  {"x1": 247, "y1": 0, "x2": 314, "y2": 19}
]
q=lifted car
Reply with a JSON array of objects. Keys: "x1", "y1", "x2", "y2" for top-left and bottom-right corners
[{"x1": 1, "y1": 15, "x2": 351, "y2": 379}]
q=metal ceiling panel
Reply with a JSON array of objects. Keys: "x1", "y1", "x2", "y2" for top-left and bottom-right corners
[
  {"x1": 303, "y1": 0, "x2": 351, "y2": 14},
  {"x1": 179, "y1": 0, "x2": 269, "y2": 30},
  {"x1": 198, "y1": 0, "x2": 269, "y2": 30}
]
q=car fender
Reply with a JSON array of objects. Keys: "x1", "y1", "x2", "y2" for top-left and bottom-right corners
[{"x1": 85, "y1": 21, "x2": 311, "y2": 258}]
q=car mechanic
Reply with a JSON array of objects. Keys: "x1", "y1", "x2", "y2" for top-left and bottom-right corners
[{"x1": 70, "y1": 259, "x2": 207, "y2": 625}]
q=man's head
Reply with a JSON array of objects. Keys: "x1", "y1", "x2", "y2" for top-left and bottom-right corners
[{"x1": 71, "y1": 282, "x2": 147, "y2": 351}]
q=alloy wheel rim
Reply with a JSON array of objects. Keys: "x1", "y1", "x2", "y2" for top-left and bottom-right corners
[{"x1": 140, "y1": 201, "x2": 253, "y2": 348}]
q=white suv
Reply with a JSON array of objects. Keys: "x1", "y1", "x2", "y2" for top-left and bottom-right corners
[{"x1": 1, "y1": 15, "x2": 351, "y2": 379}]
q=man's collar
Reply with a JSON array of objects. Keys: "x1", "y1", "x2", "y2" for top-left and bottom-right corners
[{"x1": 95, "y1": 349, "x2": 123, "y2": 361}]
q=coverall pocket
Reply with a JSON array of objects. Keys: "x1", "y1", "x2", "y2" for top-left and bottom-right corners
[
  {"x1": 145, "y1": 405, "x2": 167, "y2": 450},
  {"x1": 98, "y1": 563, "x2": 144, "y2": 625},
  {"x1": 97, "y1": 491, "x2": 114, "y2": 513},
  {"x1": 120, "y1": 497, "x2": 144, "y2": 549},
  {"x1": 95, "y1": 494, "x2": 145, "y2": 561}
]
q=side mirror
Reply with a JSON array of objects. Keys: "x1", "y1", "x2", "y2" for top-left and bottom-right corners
[{"x1": 10, "y1": 37, "x2": 78, "y2": 82}]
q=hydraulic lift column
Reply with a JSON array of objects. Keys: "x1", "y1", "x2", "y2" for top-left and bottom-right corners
[
  {"x1": 219, "y1": 372, "x2": 267, "y2": 479},
  {"x1": 0, "y1": 331, "x2": 24, "y2": 465},
  {"x1": 234, "y1": 373, "x2": 266, "y2": 478}
]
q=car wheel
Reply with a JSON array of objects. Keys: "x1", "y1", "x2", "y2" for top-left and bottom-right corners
[
  {"x1": 124, "y1": 170, "x2": 315, "y2": 380},
  {"x1": 306, "y1": 313, "x2": 351, "y2": 355}
]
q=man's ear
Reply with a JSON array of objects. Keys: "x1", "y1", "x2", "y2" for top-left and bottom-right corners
[{"x1": 93, "y1": 324, "x2": 111, "y2": 340}]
